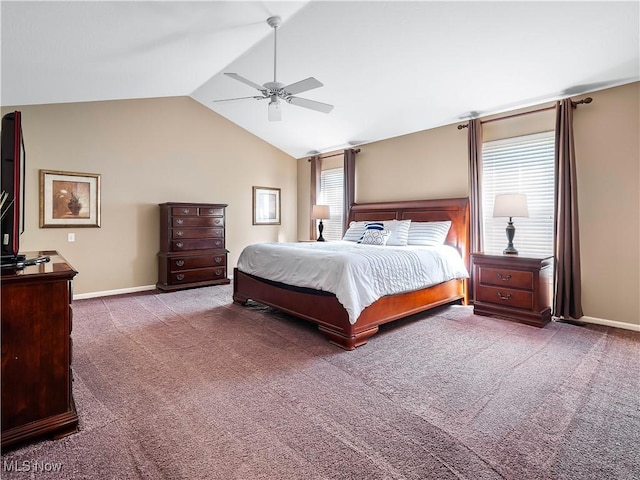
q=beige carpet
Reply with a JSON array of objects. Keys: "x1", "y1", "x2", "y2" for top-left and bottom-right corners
[{"x1": 2, "y1": 285, "x2": 639, "y2": 479}]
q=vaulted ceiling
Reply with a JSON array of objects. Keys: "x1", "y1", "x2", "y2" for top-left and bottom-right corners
[{"x1": 2, "y1": 1, "x2": 638, "y2": 158}]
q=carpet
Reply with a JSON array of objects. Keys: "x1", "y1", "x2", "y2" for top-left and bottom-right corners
[{"x1": 1, "y1": 285, "x2": 638, "y2": 479}]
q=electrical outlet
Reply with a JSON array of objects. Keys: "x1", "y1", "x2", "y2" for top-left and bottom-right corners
[{"x1": 68, "y1": 233, "x2": 75, "y2": 242}]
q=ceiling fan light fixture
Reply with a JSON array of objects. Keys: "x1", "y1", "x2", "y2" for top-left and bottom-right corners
[{"x1": 268, "y1": 97, "x2": 282, "y2": 122}]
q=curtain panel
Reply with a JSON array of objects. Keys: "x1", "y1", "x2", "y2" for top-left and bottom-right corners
[
  {"x1": 343, "y1": 149, "x2": 357, "y2": 233},
  {"x1": 309, "y1": 155, "x2": 321, "y2": 240},
  {"x1": 468, "y1": 118, "x2": 483, "y2": 254},
  {"x1": 554, "y1": 99, "x2": 584, "y2": 319}
]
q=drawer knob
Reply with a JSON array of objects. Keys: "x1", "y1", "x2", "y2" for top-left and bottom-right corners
[
  {"x1": 176, "y1": 274, "x2": 185, "y2": 281},
  {"x1": 176, "y1": 230, "x2": 184, "y2": 237},
  {"x1": 215, "y1": 219, "x2": 222, "y2": 225},
  {"x1": 214, "y1": 269, "x2": 222, "y2": 276},
  {"x1": 496, "y1": 273, "x2": 512, "y2": 281},
  {"x1": 182, "y1": 209, "x2": 190, "y2": 214},
  {"x1": 208, "y1": 209, "x2": 216, "y2": 214},
  {"x1": 176, "y1": 219, "x2": 184, "y2": 225},
  {"x1": 176, "y1": 242, "x2": 184, "y2": 248},
  {"x1": 214, "y1": 240, "x2": 221, "y2": 247},
  {"x1": 215, "y1": 257, "x2": 222, "y2": 263},
  {"x1": 497, "y1": 292, "x2": 512, "y2": 301},
  {"x1": 175, "y1": 260, "x2": 185, "y2": 267}
]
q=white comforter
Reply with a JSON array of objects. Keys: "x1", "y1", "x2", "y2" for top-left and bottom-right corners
[{"x1": 236, "y1": 241, "x2": 469, "y2": 325}]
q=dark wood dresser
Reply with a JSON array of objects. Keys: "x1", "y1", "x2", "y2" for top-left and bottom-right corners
[
  {"x1": 471, "y1": 252, "x2": 553, "y2": 327},
  {"x1": 157, "y1": 202, "x2": 230, "y2": 291},
  {"x1": 1, "y1": 251, "x2": 79, "y2": 449}
]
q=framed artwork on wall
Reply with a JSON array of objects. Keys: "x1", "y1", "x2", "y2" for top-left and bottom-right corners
[
  {"x1": 40, "y1": 169, "x2": 101, "y2": 228},
  {"x1": 252, "y1": 186, "x2": 281, "y2": 225}
]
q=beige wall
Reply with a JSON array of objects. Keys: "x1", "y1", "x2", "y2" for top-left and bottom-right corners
[
  {"x1": 297, "y1": 82, "x2": 640, "y2": 328},
  {"x1": 2, "y1": 97, "x2": 297, "y2": 295}
]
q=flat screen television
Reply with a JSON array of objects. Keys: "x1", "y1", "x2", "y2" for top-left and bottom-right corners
[{"x1": 1, "y1": 111, "x2": 26, "y2": 265}]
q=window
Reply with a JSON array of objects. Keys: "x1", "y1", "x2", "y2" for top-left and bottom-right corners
[
  {"x1": 319, "y1": 167, "x2": 344, "y2": 241},
  {"x1": 482, "y1": 131, "x2": 555, "y2": 256}
]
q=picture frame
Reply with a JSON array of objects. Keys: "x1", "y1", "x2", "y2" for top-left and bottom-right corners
[
  {"x1": 252, "y1": 186, "x2": 281, "y2": 225},
  {"x1": 40, "y1": 169, "x2": 101, "y2": 228}
]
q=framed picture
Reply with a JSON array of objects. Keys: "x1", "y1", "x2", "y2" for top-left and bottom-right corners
[
  {"x1": 40, "y1": 170, "x2": 101, "y2": 228},
  {"x1": 252, "y1": 186, "x2": 281, "y2": 225}
]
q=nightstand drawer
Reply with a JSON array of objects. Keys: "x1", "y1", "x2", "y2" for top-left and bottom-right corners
[
  {"x1": 478, "y1": 266, "x2": 533, "y2": 290},
  {"x1": 476, "y1": 285, "x2": 533, "y2": 310}
]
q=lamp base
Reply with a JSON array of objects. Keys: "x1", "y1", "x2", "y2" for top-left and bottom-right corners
[
  {"x1": 317, "y1": 220, "x2": 325, "y2": 242},
  {"x1": 504, "y1": 218, "x2": 518, "y2": 255}
]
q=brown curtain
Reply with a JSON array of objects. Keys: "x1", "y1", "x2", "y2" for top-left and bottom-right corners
[
  {"x1": 468, "y1": 118, "x2": 483, "y2": 255},
  {"x1": 343, "y1": 148, "x2": 357, "y2": 233},
  {"x1": 309, "y1": 155, "x2": 321, "y2": 239},
  {"x1": 554, "y1": 99, "x2": 584, "y2": 319}
]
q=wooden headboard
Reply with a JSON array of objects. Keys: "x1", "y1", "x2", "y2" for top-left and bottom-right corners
[{"x1": 347, "y1": 197, "x2": 470, "y2": 268}]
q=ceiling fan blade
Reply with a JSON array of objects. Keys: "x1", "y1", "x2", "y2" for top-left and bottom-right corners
[
  {"x1": 212, "y1": 96, "x2": 267, "y2": 103},
  {"x1": 224, "y1": 73, "x2": 266, "y2": 92},
  {"x1": 287, "y1": 96, "x2": 334, "y2": 114},
  {"x1": 282, "y1": 77, "x2": 323, "y2": 96}
]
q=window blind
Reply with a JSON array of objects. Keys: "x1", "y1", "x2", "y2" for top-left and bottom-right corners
[
  {"x1": 320, "y1": 167, "x2": 344, "y2": 241},
  {"x1": 482, "y1": 131, "x2": 555, "y2": 257}
]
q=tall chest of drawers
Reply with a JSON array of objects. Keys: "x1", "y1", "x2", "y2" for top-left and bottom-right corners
[
  {"x1": 471, "y1": 253, "x2": 553, "y2": 327},
  {"x1": 157, "y1": 202, "x2": 230, "y2": 291}
]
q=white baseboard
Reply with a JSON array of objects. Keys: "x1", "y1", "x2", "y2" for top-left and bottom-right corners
[
  {"x1": 579, "y1": 315, "x2": 640, "y2": 332},
  {"x1": 74, "y1": 285, "x2": 157, "y2": 300}
]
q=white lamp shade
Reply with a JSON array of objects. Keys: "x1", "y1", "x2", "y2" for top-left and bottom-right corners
[
  {"x1": 493, "y1": 194, "x2": 529, "y2": 218},
  {"x1": 311, "y1": 205, "x2": 330, "y2": 219}
]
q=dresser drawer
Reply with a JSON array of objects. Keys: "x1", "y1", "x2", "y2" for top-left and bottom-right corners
[
  {"x1": 170, "y1": 267, "x2": 227, "y2": 285},
  {"x1": 171, "y1": 238, "x2": 225, "y2": 251},
  {"x1": 476, "y1": 285, "x2": 533, "y2": 310},
  {"x1": 172, "y1": 206, "x2": 198, "y2": 216},
  {"x1": 478, "y1": 266, "x2": 533, "y2": 290},
  {"x1": 170, "y1": 254, "x2": 226, "y2": 271},
  {"x1": 171, "y1": 227, "x2": 223, "y2": 240},
  {"x1": 173, "y1": 216, "x2": 224, "y2": 227},
  {"x1": 199, "y1": 207, "x2": 224, "y2": 217}
]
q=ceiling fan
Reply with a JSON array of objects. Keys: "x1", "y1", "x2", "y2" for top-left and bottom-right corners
[{"x1": 213, "y1": 16, "x2": 334, "y2": 122}]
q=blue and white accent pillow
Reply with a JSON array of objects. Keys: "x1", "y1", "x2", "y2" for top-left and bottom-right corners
[
  {"x1": 407, "y1": 221, "x2": 452, "y2": 246},
  {"x1": 358, "y1": 228, "x2": 391, "y2": 245},
  {"x1": 357, "y1": 222, "x2": 390, "y2": 245}
]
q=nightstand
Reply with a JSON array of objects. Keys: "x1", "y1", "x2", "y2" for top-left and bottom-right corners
[{"x1": 471, "y1": 253, "x2": 553, "y2": 327}]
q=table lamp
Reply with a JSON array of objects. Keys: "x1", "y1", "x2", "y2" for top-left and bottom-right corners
[
  {"x1": 493, "y1": 194, "x2": 529, "y2": 254},
  {"x1": 311, "y1": 205, "x2": 330, "y2": 242}
]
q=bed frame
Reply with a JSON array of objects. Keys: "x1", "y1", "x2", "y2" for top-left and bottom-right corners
[{"x1": 233, "y1": 197, "x2": 470, "y2": 350}]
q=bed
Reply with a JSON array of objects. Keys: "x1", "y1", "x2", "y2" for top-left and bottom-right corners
[{"x1": 233, "y1": 197, "x2": 470, "y2": 350}]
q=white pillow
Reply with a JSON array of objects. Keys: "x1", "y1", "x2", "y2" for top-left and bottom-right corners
[
  {"x1": 383, "y1": 219, "x2": 411, "y2": 246},
  {"x1": 407, "y1": 221, "x2": 452, "y2": 245},
  {"x1": 358, "y1": 229, "x2": 390, "y2": 246},
  {"x1": 342, "y1": 221, "x2": 368, "y2": 242}
]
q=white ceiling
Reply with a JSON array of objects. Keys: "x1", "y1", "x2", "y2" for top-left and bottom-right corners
[{"x1": 2, "y1": 1, "x2": 639, "y2": 159}]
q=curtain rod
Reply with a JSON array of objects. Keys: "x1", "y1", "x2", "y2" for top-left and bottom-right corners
[
  {"x1": 307, "y1": 148, "x2": 361, "y2": 161},
  {"x1": 457, "y1": 97, "x2": 593, "y2": 130}
]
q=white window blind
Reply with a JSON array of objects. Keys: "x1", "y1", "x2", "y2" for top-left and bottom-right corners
[
  {"x1": 482, "y1": 131, "x2": 555, "y2": 256},
  {"x1": 319, "y1": 167, "x2": 344, "y2": 241}
]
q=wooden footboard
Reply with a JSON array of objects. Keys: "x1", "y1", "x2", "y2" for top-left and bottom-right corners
[{"x1": 233, "y1": 269, "x2": 465, "y2": 350}]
